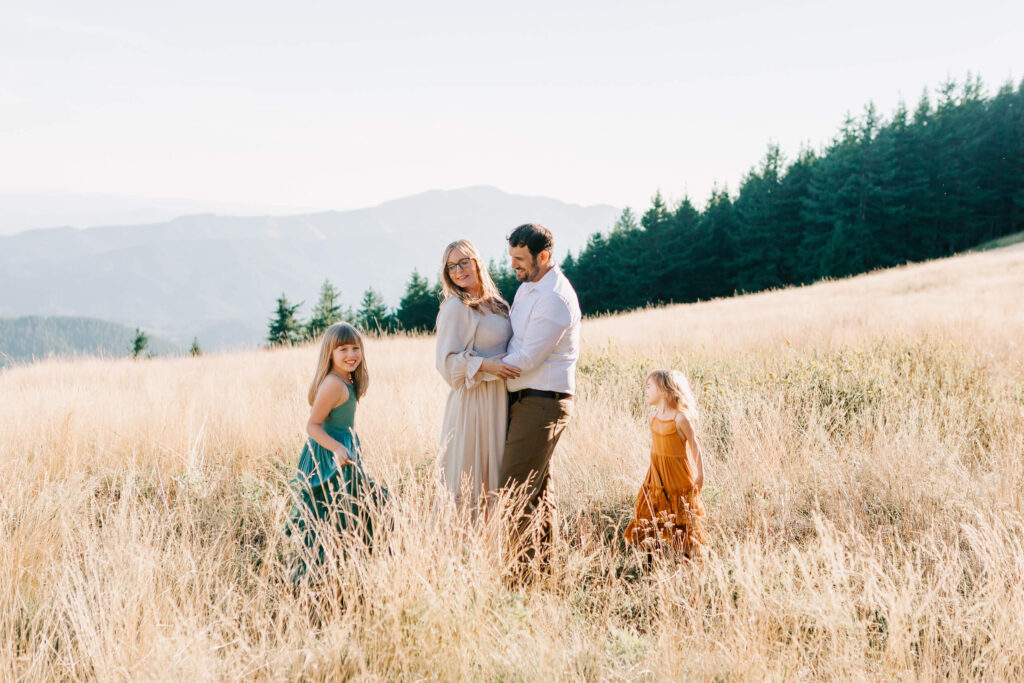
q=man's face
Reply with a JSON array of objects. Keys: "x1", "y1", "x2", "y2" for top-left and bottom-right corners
[{"x1": 509, "y1": 245, "x2": 548, "y2": 282}]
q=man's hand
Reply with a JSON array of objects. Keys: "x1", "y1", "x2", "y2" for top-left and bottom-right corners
[{"x1": 482, "y1": 356, "x2": 521, "y2": 380}]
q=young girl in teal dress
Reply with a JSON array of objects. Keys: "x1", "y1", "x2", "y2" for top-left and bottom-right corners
[{"x1": 287, "y1": 322, "x2": 386, "y2": 584}]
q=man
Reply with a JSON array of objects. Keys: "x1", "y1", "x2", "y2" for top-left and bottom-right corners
[{"x1": 499, "y1": 223, "x2": 581, "y2": 572}]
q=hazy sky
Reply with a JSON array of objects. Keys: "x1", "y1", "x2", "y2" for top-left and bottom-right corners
[{"x1": 2, "y1": 0, "x2": 1021, "y2": 220}]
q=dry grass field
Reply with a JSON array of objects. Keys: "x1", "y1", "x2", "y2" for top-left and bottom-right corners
[{"x1": 3, "y1": 245, "x2": 1024, "y2": 680}]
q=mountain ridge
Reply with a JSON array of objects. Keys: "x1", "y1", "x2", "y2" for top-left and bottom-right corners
[
  {"x1": 0, "y1": 186, "x2": 619, "y2": 348},
  {"x1": 0, "y1": 315, "x2": 179, "y2": 368}
]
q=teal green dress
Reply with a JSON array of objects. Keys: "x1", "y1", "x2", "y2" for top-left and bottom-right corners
[{"x1": 287, "y1": 380, "x2": 386, "y2": 583}]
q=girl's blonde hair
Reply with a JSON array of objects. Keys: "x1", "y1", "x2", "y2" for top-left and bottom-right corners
[
  {"x1": 307, "y1": 322, "x2": 369, "y2": 405},
  {"x1": 648, "y1": 369, "x2": 699, "y2": 423},
  {"x1": 440, "y1": 239, "x2": 510, "y2": 316}
]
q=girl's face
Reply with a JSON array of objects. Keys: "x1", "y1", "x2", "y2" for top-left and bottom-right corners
[
  {"x1": 446, "y1": 247, "x2": 480, "y2": 292},
  {"x1": 645, "y1": 377, "x2": 663, "y2": 406},
  {"x1": 331, "y1": 342, "x2": 362, "y2": 376}
]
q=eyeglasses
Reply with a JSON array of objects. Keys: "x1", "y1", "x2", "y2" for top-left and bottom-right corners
[{"x1": 446, "y1": 258, "x2": 473, "y2": 274}]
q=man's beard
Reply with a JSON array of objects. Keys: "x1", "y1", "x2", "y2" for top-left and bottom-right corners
[{"x1": 516, "y1": 258, "x2": 538, "y2": 282}]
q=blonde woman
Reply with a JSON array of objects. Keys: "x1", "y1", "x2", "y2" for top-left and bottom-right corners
[
  {"x1": 624, "y1": 369, "x2": 708, "y2": 556},
  {"x1": 435, "y1": 239, "x2": 520, "y2": 508}
]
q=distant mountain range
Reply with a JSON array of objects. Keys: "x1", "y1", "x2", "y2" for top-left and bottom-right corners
[
  {"x1": 0, "y1": 316, "x2": 179, "y2": 368},
  {"x1": 0, "y1": 186, "x2": 619, "y2": 348}
]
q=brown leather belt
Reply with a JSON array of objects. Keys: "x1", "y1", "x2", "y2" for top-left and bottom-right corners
[{"x1": 509, "y1": 389, "x2": 573, "y2": 403}]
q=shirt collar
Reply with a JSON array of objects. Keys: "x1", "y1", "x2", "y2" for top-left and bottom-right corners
[{"x1": 520, "y1": 265, "x2": 560, "y2": 295}]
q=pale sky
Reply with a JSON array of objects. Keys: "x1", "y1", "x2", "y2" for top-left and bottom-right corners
[{"x1": 1, "y1": 0, "x2": 1021, "y2": 222}]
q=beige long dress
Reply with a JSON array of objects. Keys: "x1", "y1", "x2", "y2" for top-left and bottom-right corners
[{"x1": 435, "y1": 297, "x2": 513, "y2": 508}]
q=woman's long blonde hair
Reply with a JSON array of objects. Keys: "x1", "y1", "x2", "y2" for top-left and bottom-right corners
[
  {"x1": 648, "y1": 369, "x2": 700, "y2": 424},
  {"x1": 440, "y1": 240, "x2": 510, "y2": 316},
  {"x1": 307, "y1": 322, "x2": 369, "y2": 405}
]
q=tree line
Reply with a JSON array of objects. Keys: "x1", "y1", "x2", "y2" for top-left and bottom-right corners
[
  {"x1": 267, "y1": 275, "x2": 439, "y2": 345},
  {"x1": 266, "y1": 262, "x2": 522, "y2": 345},
  {"x1": 562, "y1": 75, "x2": 1024, "y2": 314},
  {"x1": 268, "y1": 75, "x2": 1023, "y2": 342}
]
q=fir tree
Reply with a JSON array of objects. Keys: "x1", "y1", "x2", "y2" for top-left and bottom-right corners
[
  {"x1": 396, "y1": 270, "x2": 441, "y2": 333},
  {"x1": 614, "y1": 206, "x2": 640, "y2": 232},
  {"x1": 130, "y1": 328, "x2": 149, "y2": 359},
  {"x1": 267, "y1": 294, "x2": 303, "y2": 347},
  {"x1": 189, "y1": 337, "x2": 202, "y2": 357},
  {"x1": 356, "y1": 288, "x2": 394, "y2": 334},
  {"x1": 306, "y1": 279, "x2": 349, "y2": 340}
]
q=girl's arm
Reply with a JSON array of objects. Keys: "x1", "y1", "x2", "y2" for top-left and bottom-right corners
[
  {"x1": 306, "y1": 376, "x2": 354, "y2": 466},
  {"x1": 675, "y1": 412, "x2": 704, "y2": 489}
]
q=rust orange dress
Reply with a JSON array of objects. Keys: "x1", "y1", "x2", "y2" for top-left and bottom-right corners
[{"x1": 624, "y1": 415, "x2": 708, "y2": 554}]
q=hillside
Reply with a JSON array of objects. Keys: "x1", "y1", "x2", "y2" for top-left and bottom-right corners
[
  {"x1": 0, "y1": 316, "x2": 180, "y2": 367},
  {"x1": 2, "y1": 245, "x2": 1022, "y2": 679},
  {"x1": 971, "y1": 229, "x2": 1024, "y2": 252},
  {"x1": 0, "y1": 186, "x2": 618, "y2": 348},
  {"x1": 584, "y1": 239, "x2": 1024, "y2": 357}
]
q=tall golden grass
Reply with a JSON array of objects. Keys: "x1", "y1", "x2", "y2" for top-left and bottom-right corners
[{"x1": 2, "y1": 245, "x2": 1024, "y2": 680}]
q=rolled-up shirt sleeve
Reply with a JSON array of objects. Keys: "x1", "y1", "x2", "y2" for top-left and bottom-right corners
[
  {"x1": 502, "y1": 294, "x2": 572, "y2": 375},
  {"x1": 435, "y1": 299, "x2": 492, "y2": 390}
]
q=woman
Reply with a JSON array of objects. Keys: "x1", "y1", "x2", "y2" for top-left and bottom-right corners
[{"x1": 435, "y1": 239, "x2": 519, "y2": 509}]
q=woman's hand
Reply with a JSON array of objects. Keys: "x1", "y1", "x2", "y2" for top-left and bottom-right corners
[
  {"x1": 481, "y1": 356, "x2": 521, "y2": 380},
  {"x1": 333, "y1": 448, "x2": 355, "y2": 467}
]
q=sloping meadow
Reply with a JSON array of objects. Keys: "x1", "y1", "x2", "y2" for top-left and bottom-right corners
[{"x1": 2, "y1": 249, "x2": 1024, "y2": 679}]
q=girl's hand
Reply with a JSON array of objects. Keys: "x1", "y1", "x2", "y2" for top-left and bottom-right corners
[
  {"x1": 333, "y1": 448, "x2": 355, "y2": 467},
  {"x1": 482, "y1": 356, "x2": 521, "y2": 380}
]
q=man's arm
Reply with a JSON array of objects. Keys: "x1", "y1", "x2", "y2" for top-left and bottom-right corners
[{"x1": 502, "y1": 295, "x2": 572, "y2": 374}]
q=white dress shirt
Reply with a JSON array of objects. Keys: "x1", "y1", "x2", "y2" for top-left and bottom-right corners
[{"x1": 504, "y1": 265, "x2": 581, "y2": 395}]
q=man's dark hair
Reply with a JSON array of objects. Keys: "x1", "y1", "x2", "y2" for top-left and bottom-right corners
[{"x1": 507, "y1": 223, "x2": 554, "y2": 257}]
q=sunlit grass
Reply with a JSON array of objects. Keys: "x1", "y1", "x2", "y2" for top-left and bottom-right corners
[{"x1": 2, "y1": 245, "x2": 1024, "y2": 679}]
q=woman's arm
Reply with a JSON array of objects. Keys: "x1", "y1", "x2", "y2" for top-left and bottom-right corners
[
  {"x1": 306, "y1": 376, "x2": 354, "y2": 466},
  {"x1": 675, "y1": 411, "x2": 704, "y2": 489},
  {"x1": 436, "y1": 300, "x2": 519, "y2": 387}
]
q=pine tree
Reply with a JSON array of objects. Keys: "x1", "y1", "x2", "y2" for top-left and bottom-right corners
[
  {"x1": 614, "y1": 206, "x2": 640, "y2": 232},
  {"x1": 306, "y1": 279, "x2": 349, "y2": 340},
  {"x1": 356, "y1": 288, "x2": 394, "y2": 334},
  {"x1": 130, "y1": 328, "x2": 149, "y2": 359},
  {"x1": 690, "y1": 186, "x2": 739, "y2": 300},
  {"x1": 267, "y1": 294, "x2": 303, "y2": 347},
  {"x1": 773, "y1": 147, "x2": 817, "y2": 284},
  {"x1": 396, "y1": 270, "x2": 441, "y2": 333},
  {"x1": 641, "y1": 191, "x2": 671, "y2": 231},
  {"x1": 658, "y1": 197, "x2": 701, "y2": 302},
  {"x1": 189, "y1": 337, "x2": 202, "y2": 357},
  {"x1": 733, "y1": 145, "x2": 785, "y2": 292}
]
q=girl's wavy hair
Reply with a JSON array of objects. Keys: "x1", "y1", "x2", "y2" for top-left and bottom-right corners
[
  {"x1": 648, "y1": 369, "x2": 700, "y2": 424},
  {"x1": 307, "y1": 322, "x2": 369, "y2": 405},
  {"x1": 440, "y1": 239, "x2": 510, "y2": 316}
]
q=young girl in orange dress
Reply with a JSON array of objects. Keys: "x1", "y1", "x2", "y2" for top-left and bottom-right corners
[{"x1": 624, "y1": 369, "x2": 708, "y2": 556}]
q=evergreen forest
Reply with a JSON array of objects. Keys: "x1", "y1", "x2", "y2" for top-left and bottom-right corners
[
  {"x1": 268, "y1": 75, "x2": 1023, "y2": 338},
  {"x1": 562, "y1": 76, "x2": 1024, "y2": 314}
]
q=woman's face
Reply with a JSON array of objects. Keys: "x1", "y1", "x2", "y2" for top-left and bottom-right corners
[
  {"x1": 331, "y1": 341, "x2": 362, "y2": 376},
  {"x1": 446, "y1": 247, "x2": 480, "y2": 292}
]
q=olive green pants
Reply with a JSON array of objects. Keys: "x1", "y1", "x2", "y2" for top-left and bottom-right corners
[{"x1": 499, "y1": 394, "x2": 574, "y2": 570}]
